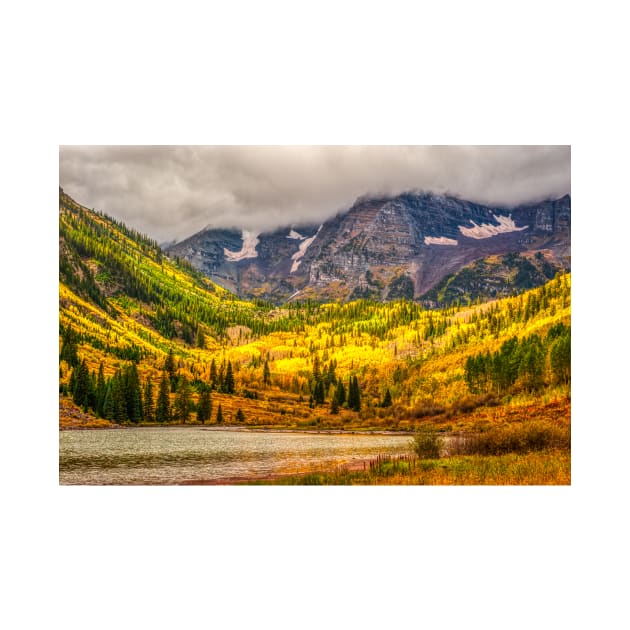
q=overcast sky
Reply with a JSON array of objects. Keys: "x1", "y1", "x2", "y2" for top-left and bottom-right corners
[{"x1": 59, "y1": 146, "x2": 570, "y2": 243}]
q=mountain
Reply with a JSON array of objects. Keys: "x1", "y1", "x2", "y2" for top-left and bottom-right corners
[
  {"x1": 59, "y1": 189, "x2": 570, "y2": 444},
  {"x1": 166, "y1": 192, "x2": 570, "y2": 304}
]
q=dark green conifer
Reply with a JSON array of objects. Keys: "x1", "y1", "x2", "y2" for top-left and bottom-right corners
[
  {"x1": 335, "y1": 380, "x2": 346, "y2": 407},
  {"x1": 143, "y1": 379, "x2": 155, "y2": 423},
  {"x1": 381, "y1": 388, "x2": 392, "y2": 408},
  {"x1": 224, "y1": 361, "x2": 235, "y2": 394},
  {"x1": 197, "y1": 388, "x2": 212, "y2": 424},
  {"x1": 330, "y1": 396, "x2": 339, "y2": 414},
  {"x1": 164, "y1": 348, "x2": 176, "y2": 379},
  {"x1": 210, "y1": 359, "x2": 218, "y2": 390},
  {"x1": 156, "y1": 374, "x2": 171, "y2": 423},
  {"x1": 263, "y1": 359, "x2": 271, "y2": 387},
  {"x1": 95, "y1": 363, "x2": 106, "y2": 417},
  {"x1": 173, "y1": 375, "x2": 192, "y2": 423}
]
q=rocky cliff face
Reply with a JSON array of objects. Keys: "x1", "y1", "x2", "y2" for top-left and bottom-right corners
[{"x1": 166, "y1": 192, "x2": 570, "y2": 304}]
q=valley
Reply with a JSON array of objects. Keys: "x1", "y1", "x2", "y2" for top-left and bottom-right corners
[{"x1": 59, "y1": 188, "x2": 570, "y2": 484}]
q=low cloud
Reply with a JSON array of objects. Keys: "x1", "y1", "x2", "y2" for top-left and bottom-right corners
[{"x1": 59, "y1": 146, "x2": 570, "y2": 242}]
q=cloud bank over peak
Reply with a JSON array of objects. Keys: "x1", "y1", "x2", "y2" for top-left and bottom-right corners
[{"x1": 59, "y1": 145, "x2": 570, "y2": 243}]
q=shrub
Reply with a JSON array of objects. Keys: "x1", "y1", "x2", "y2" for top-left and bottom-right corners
[
  {"x1": 450, "y1": 421, "x2": 570, "y2": 456},
  {"x1": 412, "y1": 423, "x2": 443, "y2": 459},
  {"x1": 410, "y1": 403, "x2": 446, "y2": 419}
]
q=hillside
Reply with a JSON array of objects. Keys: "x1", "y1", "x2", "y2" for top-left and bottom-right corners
[
  {"x1": 59, "y1": 189, "x2": 570, "y2": 433},
  {"x1": 167, "y1": 191, "x2": 571, "y2": 304}
]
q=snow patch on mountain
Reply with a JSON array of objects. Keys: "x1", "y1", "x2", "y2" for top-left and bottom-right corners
[
  {"x1": 287, "y1": 229, "x2": 306, "y2": 240},
  {"x1": 458, "y1": 214, "x2": 528, "y2": 239},
  {"x1": 290, "y1": 225, "x2": 322, "y2": 273},
  {"x1": 424, "y1": 236, "x2": 458, "y2": 246},
  {"x1": 224, "y1": 230, "x2": 259, "y2": 261}
]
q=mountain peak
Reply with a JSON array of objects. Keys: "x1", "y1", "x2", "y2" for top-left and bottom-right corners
[{"x1": 166, "y1": 191, "x2": 570, "y2": 304}]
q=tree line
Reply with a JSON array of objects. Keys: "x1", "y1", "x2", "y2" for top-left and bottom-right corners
[{"x1": 464, "y1": 323, "x2": 570, "y2": 395}]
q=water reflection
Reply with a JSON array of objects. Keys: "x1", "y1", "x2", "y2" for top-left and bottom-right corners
[{"x1": 59, "y1": 428, "x2": 412, "y2": 485}]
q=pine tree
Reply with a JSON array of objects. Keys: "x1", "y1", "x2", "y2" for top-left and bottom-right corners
[
  {"x1": 59, "y1": 327, "x2": 79, "y2": 367},
  {"x1": 102, "y1": 381, "x2": 115, "y2": 420},
  {"x1": 348, "y1": 376, "x2": 361, "y2": 412},
  {"x1": 224, "y1": 361, "x2": 235, "y2": 394},
  {"x1": 95, "y1": 363, "x2": 106, "y2": 417},
  {"x1": 314, "y1": 379, "x2": 325, "y2": 405},
  {"x1": 156, "y1": 374, "x2": 171, "y2": 423},
  {"x1": 325, "y1": 361, "x2": 337, "y2": 388},
  {"x1": 111, "y1": 373, "x2": 127, "y2": 423},
  {"x1": 335, "y1": 380, "x2": 346, "y2": 407},
  {"x1": 173, "y1": 375, "x2": 192, "y2": 423},
  {"x1": 196, "y1": 328, "x2": 205, "y2": 349},
  {"x1": 550, "y1": 330, "x2": 571, "y2": 384},
  {"x1": 143, "y1": 379, "x2": 155, "y2": 423},
  {"x1": 72, "y1": 360, "x2": 92, "y2": 411},
  {"x1": 124, "y1": 363, "x2": 143, "y2": 423},
  {"x1": 263, "y1": 359, "x2": 271, "y2": 387},
  {"x1": 164, "y1": 348, "x2": 176, "y2": 379},
  {"x1": 216, "y1": 404, "x2": 223, "y2": 424},
  {"x1": 329, "y1": 396, "x2": 339, "y2": 414},
  {"x1": 235, "y1": 408, "x2": 245, "y2": 422},
  {"x1": 210, "y1": 358, "x2": 218, "y2": 390},
  {"x1": 218, "y1": 360, "x2": 225, "y2": 392},
  {"x1": 197, "y1": 388, "x2": 212, "y2": 424},
  {"x1": 381, "y1": 388, "x2": 392, "y2": 408}
]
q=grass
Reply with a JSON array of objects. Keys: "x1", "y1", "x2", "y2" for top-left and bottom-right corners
[
  {"x1": 247, "y1": 418, "x2": 571, "y2": 485},
  {"x1": 254, "y1": 450, "x2": 570, "y2": 485}
]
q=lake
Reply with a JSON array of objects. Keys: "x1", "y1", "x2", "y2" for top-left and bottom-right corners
[{"x1": 59, "y1": 427, "x2": 413, "y2": 485}]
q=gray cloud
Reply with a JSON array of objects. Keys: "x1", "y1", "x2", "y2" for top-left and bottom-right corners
[{"x1": 59, "y1": 146, "x2": 570, "y2": 243}]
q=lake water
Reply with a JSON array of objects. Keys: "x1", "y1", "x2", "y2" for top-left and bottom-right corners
[{"x1": 59, "y1": 428, "x2": 413, "y2": 485}]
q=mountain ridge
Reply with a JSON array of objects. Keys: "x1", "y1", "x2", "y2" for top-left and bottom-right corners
[{"x1": 166, "y1": 191, "x2": 570, "y2": 304}]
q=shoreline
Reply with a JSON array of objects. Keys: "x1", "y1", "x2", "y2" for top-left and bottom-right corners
[{"x1": 59, "y1": 423, "x2": 414, "y2": 436}]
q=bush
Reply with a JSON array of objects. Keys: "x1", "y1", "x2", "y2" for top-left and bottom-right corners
[
  {"x1": 412, "y1": 423, "x2": 443, "y2": 459},
  {"x1": 450, "y1": 421, "x2": 570, "y2": 456},
  {"x1": 410, "y1": 403, "x2": 446, "y2": 419}
]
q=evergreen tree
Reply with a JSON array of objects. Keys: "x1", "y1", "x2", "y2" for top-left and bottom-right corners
[
  {"x1": 197, "y1": 388, "x2": 212, "y2": 424},
  {"x1": 329, "y1": 396, "x2": 339, "y2": 414},
  {"x1": 381, "y1": 388, "x2": 392, "y2": 408},
  {"x1": 95, "y1": 363, "x2": 106, "y2": 417},
  {"x1": 215, "y1": 403, "x2": 223, "y2": 424},
  {"x1": 235, "y1": 408, "x2": 245, "y2": 422},
  {"x1": 173, "y1": 375, "x2": 192, "y2": 423},
  {"x1": 334, "y1": 380, "x2": 346, "y2": 407},
  {"x1": 102, "y1": 380, "x2": 115, "y2": 420},
  {"x1": 124, "y1": 363, "x2": 143, "y2": 423},
  {"x1": 68, "y1": 367, "x2": 76, "y2": 400},
  {"x1": 218, "y1": 360, "x2": 225, "y2": 392},
  {"x1": 196, "y1": 328, "x2": 205, "y2": 349},
  {"x1": 348, "y1": 376, "x2": 361, "y2": 412},
  {"x1": 156, "y1": 374, "x2": 171, "y2": 423},
  {"x1": 224, "y1": 361, "x2": 235, "y2": 394},
  {"x1": 519, "y1": 337, "x2": 544, "y2": 391},
  {"x1": 263, "y1": 359, "x2": 271, "y2": 387},
  {"x1": 164, "y1": 348, "x2": 176, "y2": 379},
  {"x1": 143, "y1": 379, "x2": 155, "y2": 423},
  {"x1": 550, "y1": 330, "x2": 571, "y2": 384},
  {"x1": 324, "y1": 361, "x2": 337, "y2": 388},
  {"x1": 72, "y1": 360, "x2": 92, "y2": 410},
  {"x1": 210, "y1": 358, "x2": 218, "y2": 390},
  {"x1": 314, "y1": 379, "x2": 325, "y2": 405},
  {"x1": 111, "y1": 372, "x2": 127, "y2": 423},
  {"x1": 59, "y1": 327, "x2": 79, "y2": 367}
]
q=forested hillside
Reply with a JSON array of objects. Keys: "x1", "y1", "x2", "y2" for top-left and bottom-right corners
[{"x1": 59, "y1": 190, "x2": 570, "y2": 431}]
